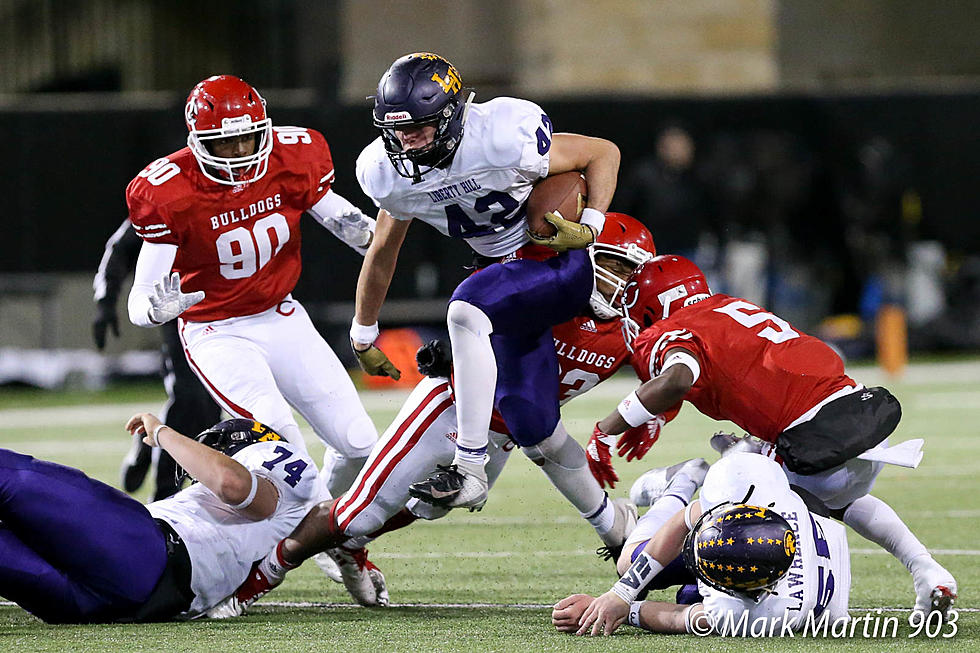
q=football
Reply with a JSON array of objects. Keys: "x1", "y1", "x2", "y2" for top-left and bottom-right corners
[{"x1": 526, "y1": 171, "x2": 588, "y2": 238}]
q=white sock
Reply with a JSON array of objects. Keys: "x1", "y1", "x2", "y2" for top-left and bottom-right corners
[
  {"x1": 843, "y1": 494, "x2": 929, "y2": 570},
  {"x1": 446, "y1": 300, "x2": 495, "y2": 457},
  {"x1": 585, "y1": 494, "x2": 616, "y2": 535},
  {"x1": 664, "y1": 473, "x2": 699, "y2": 505},
  {"x1": 257, "y1": 540, "x2": 296, "y2": 584}
]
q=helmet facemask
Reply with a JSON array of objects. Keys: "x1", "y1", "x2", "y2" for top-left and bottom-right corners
[
  {"x1": 187, "y1": 115, "x2": 273, "y2": 186},
  {"x1": 589, "y1": 243, "x2": 653, "y2": 320}
]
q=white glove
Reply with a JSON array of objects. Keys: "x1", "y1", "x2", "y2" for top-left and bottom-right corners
[
  {"x1": 147, "y1": 272, "x2": 205, "y2": 324},
  {"x1": 328, "y1": 211, "x2": 375, "y2": 249}
]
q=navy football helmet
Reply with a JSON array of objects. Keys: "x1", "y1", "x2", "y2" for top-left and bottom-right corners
[
  {"x1": 683, "y1": 503, "x2": 797, "y2": 601},
  {"x1": 373, "y1": 52, "x2": 473, "y2": 183},
  {"x1": 176, "y1": 419, "x2": 284, "y2": 483}
]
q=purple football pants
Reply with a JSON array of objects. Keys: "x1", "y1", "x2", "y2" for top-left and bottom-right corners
[
  {"x1": 451, "y1": 249, "x2": 593, "y2": 447},
  {"x1": 0, "y1": 449, "x2": 167, "y2": 623}
]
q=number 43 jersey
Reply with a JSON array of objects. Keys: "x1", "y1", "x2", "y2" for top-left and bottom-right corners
[
  {"x1": 356, "y1": 97, "x2": 553, "y2": 258},
  {"x1": 126, "y1": 126, "x2": 334, "y2": 322},
  {"x1": 147, "y1": 440, "x2": 317, "y2": 617},
  {"x1": 632, "y1": 294, "x2": 856, "y2": 443}
]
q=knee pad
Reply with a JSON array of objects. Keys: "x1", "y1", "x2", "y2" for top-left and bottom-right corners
[
  {"x1": 447, "y1": 300, "x2": 493, "y2": 337},
  {"x1": 521, "y1": 424, "x2": 586, "y2": 470}
]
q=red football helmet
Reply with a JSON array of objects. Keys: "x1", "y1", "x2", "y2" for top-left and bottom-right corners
[
  {"x1": 620, "y1": 255, "x2": 711, "y2": 350},
  {"x1": 185, "y1": 75, "x2": 273, "y2": 185},
  {"x1": 588, "y1": 212, "x2": 656, "y2": 319}
]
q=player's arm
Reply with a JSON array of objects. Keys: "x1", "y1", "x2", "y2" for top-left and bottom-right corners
[
  {"x1": 125, "y1": 412, "x2": 279, "y2": 520},
  {"x1": 93, "y1": 220, "x2": 141, "y2": 349},
  {"x1": 350, "y1": 209, "x2": 411, "y2": 378},
  {"x1": 597, "y1": 347, "x2": 696, "y2": 435},
  {"x1": 307, "y1": 189, "x2": 376, "y2": 255},
  {"x1": 547, "y1": 133, "x2": 620, "y2": 235},
  {"x1": 127, "y1": 241, "x2": 204, "y2": 327}
]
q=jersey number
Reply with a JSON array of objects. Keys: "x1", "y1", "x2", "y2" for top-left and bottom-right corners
[
  {"x1": 444, "y1": 191, "x2": 525, "y2": 239},
  {"x1": 138, "y1": 157, "x2": 180, "y2": 186},
  {"x1": 216, "y1": 213, "x2": 290, "y2": 279},
  {"x1": 275, "y1": 127, "x2": 312, "y2": 145},
  {"x1": 261, "y1": 445, "x2": 309, "y2": 488},
  {"x1": 559, "y1": 369, "x2": 600, "y2": 401},
  {"x1": 713, "y1": 300, "x2": 799, "y2": 344},
  {"x1": 810, "y1": 514, "x2": 835, "y2": 617}
]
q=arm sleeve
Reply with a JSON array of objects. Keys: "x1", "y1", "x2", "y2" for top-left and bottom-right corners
[
  {"x1": 93, "y1": 219, "x2": 141, "y2": 303},
  {"x1": 127, "y1": 241, "x2": 178, "y2": 327},
  {"x1": 307, "y1": 189, "x2": 376, "y2": 255}
]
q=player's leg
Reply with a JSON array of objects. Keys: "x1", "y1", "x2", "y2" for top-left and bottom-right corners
[
  {"x1": 177, "y1": 317, "x2": 308, "y2": 454},
  {"x1": 0, "y1": 449, "x2": 167, "y2": 622},
  {"x1": 153, "y1": 322, "x2": 224, "y2": 500},
  {"x1": 264, "y1": 300, "x2": 377, "y2": 496}
]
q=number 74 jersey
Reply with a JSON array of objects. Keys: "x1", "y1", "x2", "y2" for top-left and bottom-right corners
[
  {"x1": 126, "y1": 126, "x2": 334, "y2": 322},
  {"x1": 632, "y1": 293, "x2": 857, "y2": 443}
]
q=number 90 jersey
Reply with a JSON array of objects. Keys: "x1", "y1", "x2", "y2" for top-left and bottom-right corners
[
  {"x1": 126, "y1": 126, "x2": 335, "y2": 322},
  {"x1": 147, "y1": 439, "x2": 317, "y2": 617},
  {"x1": 356, "y1": 97, "x2": 553, "y2": 258},
  {"x1": 632, "y1": 294, "x2": 856, "y2": 443}
]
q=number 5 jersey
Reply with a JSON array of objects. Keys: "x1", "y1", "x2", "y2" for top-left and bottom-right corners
[{"x1": 126, "y1": 126, "x2": 334, "y2": 321}]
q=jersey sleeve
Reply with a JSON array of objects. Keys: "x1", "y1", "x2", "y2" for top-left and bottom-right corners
[
  {"x1": 298, "y1": 128, "x2": 335, "y2": 210},
  {"x1": 239, "y1": 441, "x2": 318, "y2": 509},
  {"x1": 484, "y1": 97, "x2": 551, "y2": 181},
  {"x1": 634, "y1": 325, "x2": 703, "y2": 381},
  {"x1": 355, "y1": 138, "x2": 402, "y2": 216},
  {"x1": 126, "y1": 172, "x2": 179, "y2": 246}
]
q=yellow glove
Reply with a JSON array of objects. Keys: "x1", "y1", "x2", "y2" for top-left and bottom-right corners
[
  {"x1": 353, "y1": 345, "x2": 401, "y2": 379},
  {"x1": 526, "y1": 212, "x2": 597, "y2": 253}
]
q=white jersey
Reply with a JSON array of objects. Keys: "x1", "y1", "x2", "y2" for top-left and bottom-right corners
[
  {"x1": 697, "y1": 454, "x2": 850, "y2": 635},
  {"x1": 356, "y1": 97, "x2": 552, "y2": 257},
  {"x1": 147, "y1": 440, "x2": 317, "y2": 617}
]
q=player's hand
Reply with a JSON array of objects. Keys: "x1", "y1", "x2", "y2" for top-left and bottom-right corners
[
  {"x1": 147, "y1": 272, "x2": 205, "y2": 324},
  {"x1": 616, "y1": 415, "x2": 666, "y2": 462},
  {"x1": 93, "y1": 300, "x2": 119, "y2": 350},
  {"x1": 125, "y1": 412, "x2": 163, "y2": 447},
  {"x1": 353, "y1": 344, "x2": 401, "y2": 380},
  {"x1": 586, "y1": 424, "x2": 619, "y2": 489},
  {"x1": 333, "y1": 211, "x2": 375, "y2": 248},
  {"x1": 576, "y1": 589, "x2": 629, "y2": 636},
  {"x1": 552, "y1": 594, "x2": 594, "y2": 633},
  {"x1": 526, "y1": 212, "x2": 597, "y2": 252}
]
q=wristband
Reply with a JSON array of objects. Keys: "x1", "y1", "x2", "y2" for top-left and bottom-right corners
[
  {"x1": 579, "y1": 207, "x2": 605, "y2": 233},
  {"x1": 628, "y1": 601, "x2": 644, "y2": 628},
  {"x1": 350, "y1": 318, "x2": 379, "y2": 346},
  {"x1": 610, "y1": 551, "x2": 665, "y2": 603},
  {"x1": 230, "y1": 472, "x2": 259, "y2": 510},
  {"x1": 617, "y1": 390, "x2": 656, "y2": 428},
  {"x1": 684, "y1": 502, "x2": 698, "y2": 530},
  {"x1": 151, "y1": 423, "x2": 169, "y2": 446}
]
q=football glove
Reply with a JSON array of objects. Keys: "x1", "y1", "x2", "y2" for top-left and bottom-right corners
[
  {"x1": 147, "y1": 272, "x2": 205, "y2": 324},
  {"x1": 526, "y1": 212, "x2": 597, "y2": 253},
  {"x1": 416, "y1": 339, "x2": 453, "y2": 378},
  {"x1": 586, "y1": 424, "x2": 619, "y2": 489},
  {"x1": 617, "y1": 415, "x2": 667, "y2": 462},
  {"x1": 354, "y1": 344, "x2": 401, "y2": 380},
  {"x1": 92, "y1": 299, "x2": 119, "y2": 350}
]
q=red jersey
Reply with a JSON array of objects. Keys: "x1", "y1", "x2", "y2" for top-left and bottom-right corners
[
  {"x1": 126, "y1": 126, "x2": 334, "y2": 322},
  {"x1": 632, "y1": 294, "x2": 854, "y2": 443}
]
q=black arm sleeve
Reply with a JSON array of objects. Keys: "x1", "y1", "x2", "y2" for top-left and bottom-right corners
[{"x1": 93, "y1": 219, "x2": 142, "y2": 305}]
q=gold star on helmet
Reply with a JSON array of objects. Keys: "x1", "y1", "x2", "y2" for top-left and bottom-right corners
[
  {"x1": 724, "y1": 576, "x2": 733, "y2": 584},
  {"x1": 737, "y1": 566, "x2": 745, "y2": 572},
  {"x1": 768, "y1": 538, "x2": 776, "y2": 545},
  {"x1": 725, "y1": 514, "x2": 734, "y2": 520},
  {"x1": 726, "y1": 565, "x2": 734, "y2": 572},
  {"x1": 749, "y1": 565, "x2": 758, "y2": 572},
  {"x1": 746, "y1": 537, "x2": 755, "y2": 544},
  {"x1": 726, "y1": 538, "x2": 734, "y2": 545},
  {"x1": 734, "y1": 512, "x2": 744, "y2": 519}
]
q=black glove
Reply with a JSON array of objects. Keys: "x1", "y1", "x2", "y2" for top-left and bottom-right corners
[
  {"x1": 416, "y1": 339, "x2": 453, "y2": 378},
  {"x1": 93, "y1": 299, "x2": 120, "y2": 350}
]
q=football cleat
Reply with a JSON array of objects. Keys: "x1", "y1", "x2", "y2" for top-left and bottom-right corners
[
  {"x1": 911, "y1": 557, "x2": 957, "y2": 621},
  {"x1": 598, "y1": 497, "x2": 639, "y2": 557},
  {"x1": 629, "y1": 458, "x2": 709, "y2": 507},
  {"x1": 313, "y1": 551, "x2": 344, "y2": 584},
  {"x1": 408, "y1": 462, "x2": 488, "y2": 511},
  {"x1": 326, "y1": 547, "x2": 389, "y2": 607},
  {"x1": 709, "y1": 431, "x2": 767, "y2": 457},
  {"x1": 120, "y1": 435, "x2": 152, "y2": 493}
]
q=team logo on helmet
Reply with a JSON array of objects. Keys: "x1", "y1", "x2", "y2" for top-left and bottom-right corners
[{"x1": 184, "y1": 98, "x2": 199, "y2": 127}]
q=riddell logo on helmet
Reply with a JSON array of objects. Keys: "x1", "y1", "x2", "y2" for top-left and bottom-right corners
[
  {"x1": 385, "y1": 111, "x2": 412, "y2": 121},
  {"x1": 221, "y1": 115, "x2": 254, "y2": 129}
]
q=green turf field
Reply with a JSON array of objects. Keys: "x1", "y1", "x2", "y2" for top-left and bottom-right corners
[{"x1": 0, "y1": 361, "x2": 976, "y2": 651}]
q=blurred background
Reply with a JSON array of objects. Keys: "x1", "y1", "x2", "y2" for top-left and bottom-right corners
[{"x1": 1, "y1": 0, "x2": 979, "y2": 390}]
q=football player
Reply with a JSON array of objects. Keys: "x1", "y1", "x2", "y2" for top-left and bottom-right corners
[
  {"x1": 0, "y1": 416, "x2": 316, "y2": 622},
  {"x1": 219, "y1": 214, "x2": 660, "y2": 612},
  {"x1": 351, "y1": 53, "x2": 625, "y2": 543},
  {"x1": 94, "y1": 218, "x2": 222, "y2": 500},
  {"x1": 593, "y1": 255, "x2": 957, "y2": 618},
  {"x1": 126, "y1": 75, "x2": 378, "y2": 498},
  {"x1": 556, "y1": 452, "x2": 852, "y2": 636}
]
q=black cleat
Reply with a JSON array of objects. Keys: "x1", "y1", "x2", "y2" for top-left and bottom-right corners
[
  {"x1": 120, "y1": 435, "x2": 152, "y2": 493},
  {"x1": 408, "y1": 464, "x2": 487, "y2": 511}
]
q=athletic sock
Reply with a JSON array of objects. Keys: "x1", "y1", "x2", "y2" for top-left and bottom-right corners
[
  {"x1": 584, "y1": 494, "x2": 616, "y2": 535},
  {"x1": 258, "y1": 539, "x2": 298, "y2": 584},
  {"x1": 446, "y1": 301, "x2": 496, "y2": 455},
  {"x1": 843, "y1": 494, "x2": 929, "y2": 570}
]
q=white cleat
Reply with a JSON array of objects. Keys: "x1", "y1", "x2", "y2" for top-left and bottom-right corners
[
  {"x1": 326, "y1": 547, "x2": 390, "y2": 607},
  {"x1": 206, "y1": 595, "x2": 245, "y2": 619},
  {"x1": 911, "y1": 557, "x2": 957, "y2": 621},
  {"x1": 408, "y1": 460, "x2": 489, "y2": 511},
  {"x1": 599, "y1": 497, "x2": 639, "y2": 549},
  {"x1": 313, "y1": 551, "x2": 344, "y2": 584},
  {"x1": 710, "y1": 432, "x2": 766, "y2": 457},
  {"x1": 629, "y1": 458, "x2": 709, "y2": 507}
]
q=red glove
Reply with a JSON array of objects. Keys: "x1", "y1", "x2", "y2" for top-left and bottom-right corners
[
  {"x1": 616, "y1": 404, "x2": 681, "y2": 462},
  {"x1": 586, "y1": 423, "x2": 619, "y2": 489}
]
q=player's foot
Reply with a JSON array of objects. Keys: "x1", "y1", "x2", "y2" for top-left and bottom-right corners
[
  {"x1": 208, "y1": 559, "x2": 281, "y2": 618},
  {"x1": 408, "y1": 462, "x2": 488, "y2": 511},
  {"x1": 598, "y1": 497, "x2": 638, "y2": 554},
  {"x1": 120, "y1": 435, "x2": 152, "y2": 493},
  {"x1": 326, "y1": 547, "x2": 389, "y2": 607},
  {"x1": 709, "y1": 431, "x2": 765, "y2": 457},
  {"x1": 911, "y1": 557, "x2": 957, "y2": 621},
  {"x1": 313, "y1": 551, "x2": 343, "y2": 583},
  {"x1": 629, "y1": 458, "x2": 709, "y2": 507}
]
